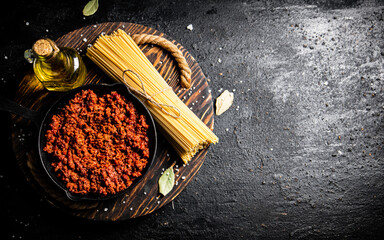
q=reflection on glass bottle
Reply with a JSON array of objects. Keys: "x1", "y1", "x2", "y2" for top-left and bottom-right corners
[{"x1": 26, "y1": 39, "x2": 87, "y2": 91}]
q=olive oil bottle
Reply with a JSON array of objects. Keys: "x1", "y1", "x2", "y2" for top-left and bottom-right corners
[{"x1": 26, "y1": 38, "x2": 87, "y2": 91}]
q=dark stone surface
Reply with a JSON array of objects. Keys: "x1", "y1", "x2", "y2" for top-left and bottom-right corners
[{"x1": 1, "y1": 0, "x2": 384, "y2": 239}]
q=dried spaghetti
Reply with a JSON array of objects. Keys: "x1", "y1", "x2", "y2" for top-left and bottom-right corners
[{"x1": 86, "y1": 29, "x2": 218, "y2": 163}]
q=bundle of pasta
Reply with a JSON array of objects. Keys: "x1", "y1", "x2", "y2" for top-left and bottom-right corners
[{"x1": 86, "y1": 29, "x2": 218, "y2": 163}]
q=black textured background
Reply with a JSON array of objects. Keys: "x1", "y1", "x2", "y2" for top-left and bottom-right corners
[{"x1": 1, "y1": 0, "x2": 384, "y2": 239}]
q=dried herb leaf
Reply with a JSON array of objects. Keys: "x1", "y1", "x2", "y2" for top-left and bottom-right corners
[
  {"x1": 158, "y1": 166, "x2": 175, "y2": 196},
  {"x1": 83, "y1": 0, "x2": 99, "y2": 16},
  {"x1": 215, "y1": 90, "x2": 234, "y2": 115}
]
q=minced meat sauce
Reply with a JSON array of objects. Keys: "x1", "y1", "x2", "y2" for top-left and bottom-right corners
[{"x1": 43, "y1": 89, "x2": 150, "y2": 196}]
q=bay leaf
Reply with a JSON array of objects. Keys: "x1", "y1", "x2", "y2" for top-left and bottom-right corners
[
  {"x1": 158, "y1": 166, "x2": 175, "y2": 196},
  {"x1": 215, "y1": 90, "x2": 234, "y2": 115},
  {"x1": 83, "y1": 0, "x2": 99, "y2": 16}
]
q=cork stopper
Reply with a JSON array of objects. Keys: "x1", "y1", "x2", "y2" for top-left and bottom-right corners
[{"x1": 32, "y1": 39, "x2": 59, "y2": 58}]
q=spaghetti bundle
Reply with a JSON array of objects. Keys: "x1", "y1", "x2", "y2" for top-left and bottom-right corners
[{"x1": 86, "y1": 29, "x2": 218, "y2": 163}]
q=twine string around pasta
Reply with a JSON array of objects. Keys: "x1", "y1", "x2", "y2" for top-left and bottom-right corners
[{"x1": 122, "y1": 69, "x2": 181, "y2": 118}]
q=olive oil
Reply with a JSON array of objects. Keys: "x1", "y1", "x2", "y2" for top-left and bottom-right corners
[{"x1": 31, "y1": 39, "x2": 87, "y2": 91}]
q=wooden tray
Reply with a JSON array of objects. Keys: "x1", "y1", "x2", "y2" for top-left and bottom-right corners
[{"x1": 11, "y1": 22, "x2": 215, "y2": 221}]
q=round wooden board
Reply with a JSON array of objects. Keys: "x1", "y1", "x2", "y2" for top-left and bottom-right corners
[{"x1": 11, "y1": 22, "x2": 215, "y2": 221}]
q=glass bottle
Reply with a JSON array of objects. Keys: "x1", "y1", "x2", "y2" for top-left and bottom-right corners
[{"x1": 25, "y1": 38, "x2": 87, "y2": 91}]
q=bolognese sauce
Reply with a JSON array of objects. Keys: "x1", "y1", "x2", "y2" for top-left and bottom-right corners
[{"x1": 43, "y1": 89, "x2": 150, "y2": 196}]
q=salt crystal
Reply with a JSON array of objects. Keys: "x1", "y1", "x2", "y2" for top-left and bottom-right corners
[
  {"x1": 83, "y1": 38, "x2": 87, "y2": 42},
  {"x1": 186, "y1": 24, "x2": 193, "y2": 31}
]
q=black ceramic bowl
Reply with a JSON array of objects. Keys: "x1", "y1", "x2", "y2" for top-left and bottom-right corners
[{"x1": 37, "y1": 83, "x2": 157, "y2": 201}]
